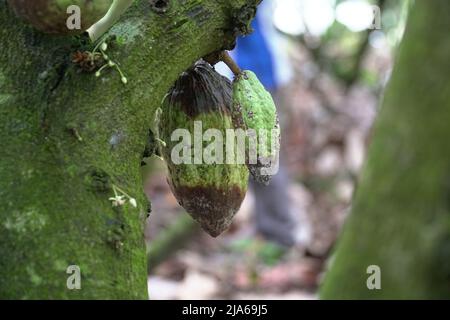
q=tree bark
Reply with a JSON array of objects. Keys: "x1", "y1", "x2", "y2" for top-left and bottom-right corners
[
  {"x1": 321, "y1": 1, "x2": 450, "y2": 299},
  {"x1": 0, "y1": 0, "x2": 259, "y2": 299}
]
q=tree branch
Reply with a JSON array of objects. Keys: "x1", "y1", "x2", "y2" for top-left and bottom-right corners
[{"x1": 0, "y1": 0, "x2": 259, "y2": 299}]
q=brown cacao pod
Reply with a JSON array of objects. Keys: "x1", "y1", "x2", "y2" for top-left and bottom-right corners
[
  {"x1": 7, "y1": 0, "x2": 113, "y2": 35},
  {"x1": 159, "y1": 62, "x2": 249, "y2": 237}
]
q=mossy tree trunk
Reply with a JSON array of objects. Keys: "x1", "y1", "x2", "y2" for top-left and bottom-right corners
[
  {"x1": 321, "y1": 1, "x2": 450, "y2": 299},
  {"x1": 0, "y1": 0, "x2": 259, "y2": 299}
]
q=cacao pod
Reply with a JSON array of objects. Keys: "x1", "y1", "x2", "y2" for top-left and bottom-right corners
[
  {"x1": 7, "y1": 0, "x2": 113, "y2": 35},
  {"x1": 232, "y1": 70, "x2": 281, "y2": 185},
  {"x1": 159, "y1": 62, "x2": 249, "y2": 237}
]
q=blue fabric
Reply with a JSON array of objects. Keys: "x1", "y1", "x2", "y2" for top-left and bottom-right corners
[{"x1": 235, "y1": 16, "x2": 277, "y2": 90}]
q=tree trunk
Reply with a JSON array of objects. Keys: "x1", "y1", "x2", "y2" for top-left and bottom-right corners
[
  {"x1": 0, "y1": 0, "x2": 259, "y2": 299},
  {"x1": 321, "y1": 1, "x2": 450, "y2": 299}
]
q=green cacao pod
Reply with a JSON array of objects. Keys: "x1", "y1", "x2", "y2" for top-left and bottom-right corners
[
  {"x1": 232, "y1": 70, "x2": 281, "y2": 185},
  {"x1": 7, "y1": 0, "x2": 113, "y2": 35},
  {"x1": 159, "y1": 62, "x2": 249, "y2": 237}
]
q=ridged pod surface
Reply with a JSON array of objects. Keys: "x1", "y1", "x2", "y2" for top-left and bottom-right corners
[
  {"x1": 232, "y1": 70, "x2": 280, "y2": 185},
  {"x1": 159, "y1": 62, "x2": 249, "y2": 237},
  {"x1": 7, "y1": 0, "x2": 113, "y2": 35}
]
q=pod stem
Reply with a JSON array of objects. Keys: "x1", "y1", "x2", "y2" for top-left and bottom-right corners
[
  {"x1": 220, "y1": 51, "x2": 242, "y2": 77},
  {"x1": 88, "y1": 0, "x2": 135, "y2": 42}
]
